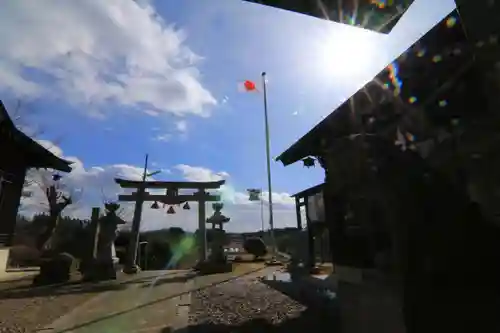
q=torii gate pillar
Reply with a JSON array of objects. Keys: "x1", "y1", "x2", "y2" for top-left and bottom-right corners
[
  {"x1": 125, "y1": 184, "x2": 146, "y2": 274},
  {"x1": 197, "y1": 191, "x2": 207, "y2": 262}
]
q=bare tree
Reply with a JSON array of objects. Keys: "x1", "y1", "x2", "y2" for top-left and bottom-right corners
[{"x1": 25, "y1": 171, "x2": 83, "y2": 251}]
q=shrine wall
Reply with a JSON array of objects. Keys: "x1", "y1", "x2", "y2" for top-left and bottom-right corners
[{"x1": 306, "y1": 191, "x2": 325, "y2": 223}]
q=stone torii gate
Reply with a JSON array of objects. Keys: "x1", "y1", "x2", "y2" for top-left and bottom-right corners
[{"x1": 115, "y1": 178, "x2": 225, "y2": 273}]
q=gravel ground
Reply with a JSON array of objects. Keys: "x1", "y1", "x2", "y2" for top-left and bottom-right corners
[
  {"x1": 0, "y1": 279, "x2": 99, "y2": 333},
  {"x1": 188, "y1": 274, "x2": 336, "y2": 333}
]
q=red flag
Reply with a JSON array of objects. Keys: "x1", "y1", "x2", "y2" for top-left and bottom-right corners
[
  {"x1": 244, "y1": 80, "x2": 257, "y2": 91},
  {"x1": 238, "y1": 80, "x2": 259, "y2": 92}
]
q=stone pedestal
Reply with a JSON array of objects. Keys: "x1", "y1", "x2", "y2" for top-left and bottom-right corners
[
  {"x1": 81, "y1": 207, "x2": 124, "y2": 281},
  {"x1": 111, "y1": 243, "x2": 119, "y2": 265},
  {"x1": 82, "y1": 244, "x2": 118, "y2": 281},
  {"x1": 82, "y1": 258, "x2": 117, "y2": 282},
  {"x1": 33, "y1": 252, "x2": 75, "y2": 286},
  {"x1": 196, "y1": 232, "x2": 232, "y2": 274}
]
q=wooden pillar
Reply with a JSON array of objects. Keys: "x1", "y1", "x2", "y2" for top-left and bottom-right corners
[
  {"x1": 124, "y1": 187, "x2": 145, "y2": 274},
  {"x1": 322, "y1": 170, "x2": 348, "y2": 266},
  {"x1": 305, "y1": 198, "x2": 315, "y2": 269},
  {"x1": 295, "y1": 196, "x2": 302, "y2": 230},
  {"x1": 327, "y1": 191, "x2": 348, "y2": 265},
  {"x1": 197, "y1": 191, "x2": 207, "y2": 262},
  {"x1": 0, "y1": 167, "x2": 26, "y2": 247}
]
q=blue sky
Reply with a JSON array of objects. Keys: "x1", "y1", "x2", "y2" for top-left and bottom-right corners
[{"x1": 2, "y1": 0, "x2": 456, "y2": 232}]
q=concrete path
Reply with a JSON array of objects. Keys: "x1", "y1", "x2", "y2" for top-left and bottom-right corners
[
  {"x1": 39, "y1": 270, "x2": 193, "y2": 333},
  {"x1": 40, "y1": 264, "x2": 268, "y2": 333}
]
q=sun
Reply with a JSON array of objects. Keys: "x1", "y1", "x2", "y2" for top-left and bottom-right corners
[{"x1": 309, "y1": 24, "x2": 386, "y2": 84}]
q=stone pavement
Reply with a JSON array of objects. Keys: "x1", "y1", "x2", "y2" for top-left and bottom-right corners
[{"x1": 39, "y1": 264, "x2": 267, "y2": 333}]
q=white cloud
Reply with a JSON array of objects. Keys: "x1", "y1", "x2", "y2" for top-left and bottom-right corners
[
  {"x1": 20, "y1": 142, "x2": 297, "y2": 233},
  {"x1": 0, "y1": 62, "x2": 43, "y2": 98},
  {"x1": 151, "y1": 119, "x2": 188, "y2": 142},
  {"x1": 262, "y1": 191, "x2": 295, "y2": 206},
  {"x1": 175, "y1": 164, "x2": 229, "y2": 182},
  {"x1": 144, "y1": 109, "x2": 160, "y2": 117},
  {"x1": 154, "y1": 133, "x2": 171, "y2": 142},
  {"x1": 176, "y1": 120, "x2": 188, "y2": 133},
  {"x1": 0, "y1": 0, "x2": 216, "y2": 117}
]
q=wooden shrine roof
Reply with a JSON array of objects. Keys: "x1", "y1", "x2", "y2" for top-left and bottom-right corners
[
  {"x1": 115, "y1": 178, "x2": 226, "y2": 189},
  {"x1": 291, "y1": 183, "x2": 324, "y2": 199},
  {"x1": 277, "y1": 9, "x2": 475, "y2": 166},
  {"x1": 0, "y1": 101, "x2": 72, "y2": 172},
  {"x1": 242, "y1": 0, "x2": 415, "y2": 33}
]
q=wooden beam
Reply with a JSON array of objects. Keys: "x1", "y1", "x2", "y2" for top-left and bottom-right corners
[
  {"x1": 115, "y1": 178, "x2": 225, "y2": 189},
  {"x1": 118, "y1": 193, "x2": 221, "y2": 202}
]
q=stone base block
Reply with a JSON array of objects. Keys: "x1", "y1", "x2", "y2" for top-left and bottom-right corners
[
  {"x1": 81, "y1": 259, "x2": 117, "y2": 282},
  {"x1": 122, "y1": 264, "x2": 141, "y2": 275},
  {"x1": 195, "y1": 261, "x2": 233, "y2": 275},
  {"x1": 0, "y1": 248, "x2": 9, "y2": 275}
]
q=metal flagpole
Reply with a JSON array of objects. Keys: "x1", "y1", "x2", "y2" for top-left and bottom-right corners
[
  {"x1": 261, "y1": 72, "x2": 276, "y2": 256},
  {"x1": 260, "y1": 189, "x2": 264, "y2": 234},
  {"x1": 260, "y1": 188, "x2": 266, "y2": 243}
]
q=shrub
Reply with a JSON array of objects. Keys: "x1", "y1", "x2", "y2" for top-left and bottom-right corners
[{"x1": 243, "y1": 237, "x2": 267, "y2": 260}]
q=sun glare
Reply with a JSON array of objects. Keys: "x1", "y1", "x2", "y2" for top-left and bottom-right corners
[{"x1": 310, "y1": 25, "x2": 386, "y2": 84}]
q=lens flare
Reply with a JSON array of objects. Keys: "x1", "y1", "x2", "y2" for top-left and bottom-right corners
[
  {"x1": 416, "y1": 49, "x2": 426, "y2": 57},
  {"x1": 446, "y1": 16, "x2": 457, "y2": 28},
  {"x1": 438, "y1": 100, "x2": 448, "y2": 107},
  {"x1": 139, "y1": 234, "x2": 196, "y2": 308},
  {"x1": 432, "y1": 55, "x2": 443, "y2": 63},
  {"x1": 370, "y1": 0, "x2": 394, "y2": 9},
  {"x1": 166, "y1": 235, "x2": 196, "y2": 269},
  {"x1": 387, "y1": 62, "x2": 402, "y2": 95}
]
